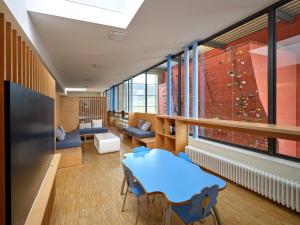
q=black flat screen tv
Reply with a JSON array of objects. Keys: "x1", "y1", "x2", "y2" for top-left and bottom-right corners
[{"x1": 4, "y1": 81, "x2": 54, "y2": 225}]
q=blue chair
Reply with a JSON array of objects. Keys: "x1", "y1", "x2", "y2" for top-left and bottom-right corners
[
  {"x1": 171, "y1": 185, "x2": 219, "y2": 225},
  {"x1": 178, "y1": 152, "x2": 192, "y2": 163},
  {"x1": 120, "y1": 146, "x2": 150, "y2": 195},
  {"x1": 121, "y1": 164, "x2": 146, "y2": 225},
  {"x1": 133, "y1": 146, "x2": 151, "y2": 153}
]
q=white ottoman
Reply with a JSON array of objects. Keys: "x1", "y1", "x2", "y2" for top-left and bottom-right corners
[{"x1": 94, "y1": 133, "x2": 120, "y2": 154}]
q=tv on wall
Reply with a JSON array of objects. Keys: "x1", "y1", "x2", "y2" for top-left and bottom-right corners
[{"x1": 4, "y1": 81, "x2": 54, "y2": 225}]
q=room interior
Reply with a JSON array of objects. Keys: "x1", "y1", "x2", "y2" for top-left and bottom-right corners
[{"x1": 0, "y1": 0, "x2": 300, "y2": 225}]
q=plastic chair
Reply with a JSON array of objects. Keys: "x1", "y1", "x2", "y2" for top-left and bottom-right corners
[
  {"x1": 120, "y1": 146, "x2": 150, "y2": 195},
  {"x1": 178, "y1": 152, "x2": 192, "y2": 163},
  {"x1": 133, "y1": 146, "x2": 151, "y2": 153},
  {"x1": 170, "y1": 185, "x2": 219, "y2": 225},
  {"x1": 121, "y1": 164, "x2": 146, "y2": 225}
]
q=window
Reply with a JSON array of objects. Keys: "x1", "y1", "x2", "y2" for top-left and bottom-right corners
[
  {"x1": 196, "y1": 14, "x2": 269, "y2": 151},
  {"x1": 146, "y1": 73, "x2": 158, "y2": 113},
  {"x1": 275, "y1": 0, "x2": 300, "y2": 158},
  {"x1": 118, "y1": 83, "x2": 124, "y2": 111},
  {"x1": 124, "y1": 80, "x2": 129, "y2": 112},
  {"x1": 114, "y1": 86, "x2": 118, "y2": 112},
  {"x1": 132, "y1": 74, "x2": 146, "y2": 112}
]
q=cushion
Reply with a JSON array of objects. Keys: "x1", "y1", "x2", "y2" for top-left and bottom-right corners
[
  {"x1": 79, "y1": 122, "x2": 91, "y2": 130},
  {"x1": 79, "y1": 128, "x2": 92, "y2": 135},
  {"x1": 92, "y1": 127, "x2": 108, "y2": 134},
  {"x1": 56, "y1": 130, "x2": 81, "y2": 150},
  {"x1": 56, "y1": 126, "x2": 65, "y2": 141},
  {"x1": 140, "y1": 121, "x2": 151, "y2": 131},
  {"x1": 137, "y1": 119, "x2": 145, "y2": 129},
  {"x1": 92, "y1": 119, "x2": 103, "y2": 128},
  {"x1": 123, "y1": 126, "x2": 155, "y2": 139}
]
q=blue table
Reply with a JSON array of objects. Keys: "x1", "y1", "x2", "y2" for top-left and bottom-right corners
[{"x1": 122, "y1": 149, "x2": 226, "y2": 225}]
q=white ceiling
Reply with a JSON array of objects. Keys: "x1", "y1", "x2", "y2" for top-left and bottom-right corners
[{"x1": 28, "y1": 0, "x2": 278, "y2": 92}]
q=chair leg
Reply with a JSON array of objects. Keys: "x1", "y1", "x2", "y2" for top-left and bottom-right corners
[
  {"x1": 147, "y1": 194, "x2": 150, "y2": 204},
  {"x1": 135, "y1": 197, "x2": 141, "y2": 225},
  {"x1": 120, "y1": 176, "x2": 126, "y2": 195},
  {"x1": 212, "y1": 206, "x2": 221, "y2": 225},
  {"x1": 121, "y1": 185, "x2": 129, "y2": 212}
]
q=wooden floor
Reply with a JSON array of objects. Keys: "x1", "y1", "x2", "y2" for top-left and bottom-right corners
[{"x1": 50, "y1": 137, "x2": 300, "y2": 225}]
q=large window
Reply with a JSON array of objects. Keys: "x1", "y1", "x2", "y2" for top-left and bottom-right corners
[
  {"x1": 124, "y1": 80, "x2": 129, "y2": 112},
  {"x1": 196, "y1": 14, "x2": 269, "y2": 151},
  {"x1": 146, "y1": 73, "x2": 158, "y2": 113},
  {"x1": 275, "y1": 0, "x2": 300, "y2": 158},
  {"x1": 118, "y1": 83, "x2": 124, "y2": 111},
  {"x1": 132, "y1": 74, "x2": 146, "y2": 112}
]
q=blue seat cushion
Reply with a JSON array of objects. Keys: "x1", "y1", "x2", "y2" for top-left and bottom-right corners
[
  {"x1": 123, "y1": 126, "x2": 155, "y2": 139},
  {"x1": 56, "y1": 130, "x2": 81, "y2": 150},
  {"x1": 79, "y1": 128, "x2": 92, "y2": 135},
  {"x1": 172, "y1": 203, "x2": 211, "y2": 224},
  {"x1": 92, "y1": 127, "x2": 108, "y2": 134}
]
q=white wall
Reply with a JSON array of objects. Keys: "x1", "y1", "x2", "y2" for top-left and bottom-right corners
[
  {"x1": 1, "y1": 0, "x2": 64, "y2": 87},
  {"x1": 188, "y1": 138, "x2": 300, "y2": 182}
]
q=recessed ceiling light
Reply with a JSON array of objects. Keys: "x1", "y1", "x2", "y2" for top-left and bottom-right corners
[{"x1": 108, "y1": 31, "x2": 126, "y2": 41}]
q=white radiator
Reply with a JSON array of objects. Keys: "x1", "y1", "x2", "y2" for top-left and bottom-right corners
[{"x1": 186, "y1": 147, "x2": 300, "y2": 212}]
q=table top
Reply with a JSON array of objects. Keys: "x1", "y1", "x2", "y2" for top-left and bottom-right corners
[{"x1": 122, "y1": 149, "x2": 226, "y2": 204}]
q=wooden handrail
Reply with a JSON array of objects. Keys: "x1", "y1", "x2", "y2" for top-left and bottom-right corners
[{"x1": 157, "y1": 115, "x2": 300, "y2": 141}]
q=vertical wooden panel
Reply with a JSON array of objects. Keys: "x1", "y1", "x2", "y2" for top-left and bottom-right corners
[
  {"x1": 12, "y1": 29, "x2": 17, "y2": 82},
  {"x1": 26, "y1": 46, "x2": 29, "y2": 88},
  {"x1": 28, "y1": 49, "x2": 32, "y2": 89},
  {"x1": 17, "y1": 36, "x2": 22, "y2": 85},
  {"x1": 5, "y1": 22, "x2": 11, "y2": 81},
  {"x1": 22, "y1": 41, "x2": 26, "y2": 87},
  {"x1": 0, "y1": 13, "x2": 6, "y2": 225}
]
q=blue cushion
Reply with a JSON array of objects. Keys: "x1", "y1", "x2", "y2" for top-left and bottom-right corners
[
  {"x1": 79, "y1": 128, "x2": 92, "y2": 135},
  {"x1": 92, "y1": 127, "x2": 108, "y2": 134},
  {"x1": 56, "y1": 130, "x2": 81, "y2": 150},
  {"x1": 123, "y1": 126, "x2": 155, "y2": 139}
]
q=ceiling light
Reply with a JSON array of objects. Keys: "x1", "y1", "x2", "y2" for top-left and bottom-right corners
[
  {"x1": 108, "y1": 31, "x2": 126, "y2": 41},
  {"x1": 65, "y1": 88, "x2": 87, "y2": 95}
]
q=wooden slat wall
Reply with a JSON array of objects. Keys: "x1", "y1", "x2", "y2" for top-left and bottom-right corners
[
  {"x1": 0, "y1": 12, "x2": 56, "y2": 225},
  {"x1": 79, "y1": 96, "x2": 107, "y2": 127}
]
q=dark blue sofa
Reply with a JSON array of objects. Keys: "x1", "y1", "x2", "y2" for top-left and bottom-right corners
[
  {"x1": 123, "y1": 126, "x2": 155, "y2": 139},
  {"x1": 79, "y1": 127, "x2": 108, "y2": 136},
  {"x1": 56, "y1": 130, "x2": 81, "y2": 150}
]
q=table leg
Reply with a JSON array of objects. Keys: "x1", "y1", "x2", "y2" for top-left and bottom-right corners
[
  {"x1": 212, "y1": 206, "x2": 222, "y2": 225},
  {"x1": 165, "y1": 205, "x2": 171, "y2": 225}
]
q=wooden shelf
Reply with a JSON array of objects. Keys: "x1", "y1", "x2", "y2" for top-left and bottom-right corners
[
  {"x1": 156, "y1": 131, "x2": 176, "y2": 139},
  {"x1": 25, "y1": 153, "x2": 61, "y2": 225},
  {"x1": 157, "y1": 115, "x2": 300, "y2": 142}
]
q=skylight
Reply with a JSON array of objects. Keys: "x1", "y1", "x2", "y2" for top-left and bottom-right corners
[{"x1": 27, "y1": 0, "x2": 144, "y2": 28}]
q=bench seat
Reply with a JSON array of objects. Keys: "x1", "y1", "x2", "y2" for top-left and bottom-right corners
[
  {"x1": 56, "y1": 130, "x2": 81, "y2": 150},
  {"x1": 123, "y1": 126, "x2": 155, "y2": 139}
]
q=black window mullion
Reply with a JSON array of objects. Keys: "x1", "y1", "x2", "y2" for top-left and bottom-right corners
[{"x1": 268, "y1": 7, "x2": 277, "y2": 156}]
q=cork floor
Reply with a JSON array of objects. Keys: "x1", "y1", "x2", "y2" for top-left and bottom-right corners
[{"x1": 50, "y1": 139, "x2": 300, "y2": 225}]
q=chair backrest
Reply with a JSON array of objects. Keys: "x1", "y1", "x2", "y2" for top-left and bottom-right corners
[
  {"x1": 189, "y1": 185, "x2": 219, "y2": 220},
  {"x1": 178, "y1": 152, "x2": 192, "y2": 163},
  {"x1": 133, "y1": 146, "x2": 150, "y2": 153},
  {"x1": 122, "y1": 164, "x2": 136, "y2": 188}
]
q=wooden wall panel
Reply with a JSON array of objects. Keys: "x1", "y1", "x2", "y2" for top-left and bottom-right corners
[
  {"x1": 78, "y1": 96, "x2": 107, "y2": 127},
  {"x1": 0, "y1": 11, "x2": 57, "y2": 225},
  {"x1": 0, "y1": 12, "x2": 5, "y2": 225},
  {"x1": 12, "y1": 29, "x2": 17, "y2": 82},
  {"x1": 5, "y1": 22, "x2": 11, "y2": 81},
  {"x1": 61, "y1": 97, "x2": 79, "y2": 132}
]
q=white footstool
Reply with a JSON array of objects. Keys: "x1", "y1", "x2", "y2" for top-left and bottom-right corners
[{"x1": 94, "y1": 133, "x2": 120, "y2": 154}]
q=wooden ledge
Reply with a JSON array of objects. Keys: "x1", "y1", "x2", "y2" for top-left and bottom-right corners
[
  {"x1": 156, "y1": 115, "x2": 300, "y2": 141},
  {"x1": 24, "y1": 153, "x2": 61, "y2": 225}
]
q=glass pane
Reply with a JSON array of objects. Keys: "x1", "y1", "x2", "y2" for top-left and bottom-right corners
[
  {"x1": 147, "y1": 107, "x2": 157, "y2": 114},
  {"x1": 132, "y1": 83, "x2": 145, "y2": 95},
  {"x1": 276, "y1": 1, "x2": 300, "y2": 158},
  {"x1": 196, "y1": 14, "x2": 269, "y2": 151},
  {"x1": 147, "y1": 84, "x2": 156, "y2": 95},
  {"x1": 132, "y1": 106, "x2": 145, "y2": 113},
  {"x1": 118, "y1": 83, "x2": 124, "y2": 112}
]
